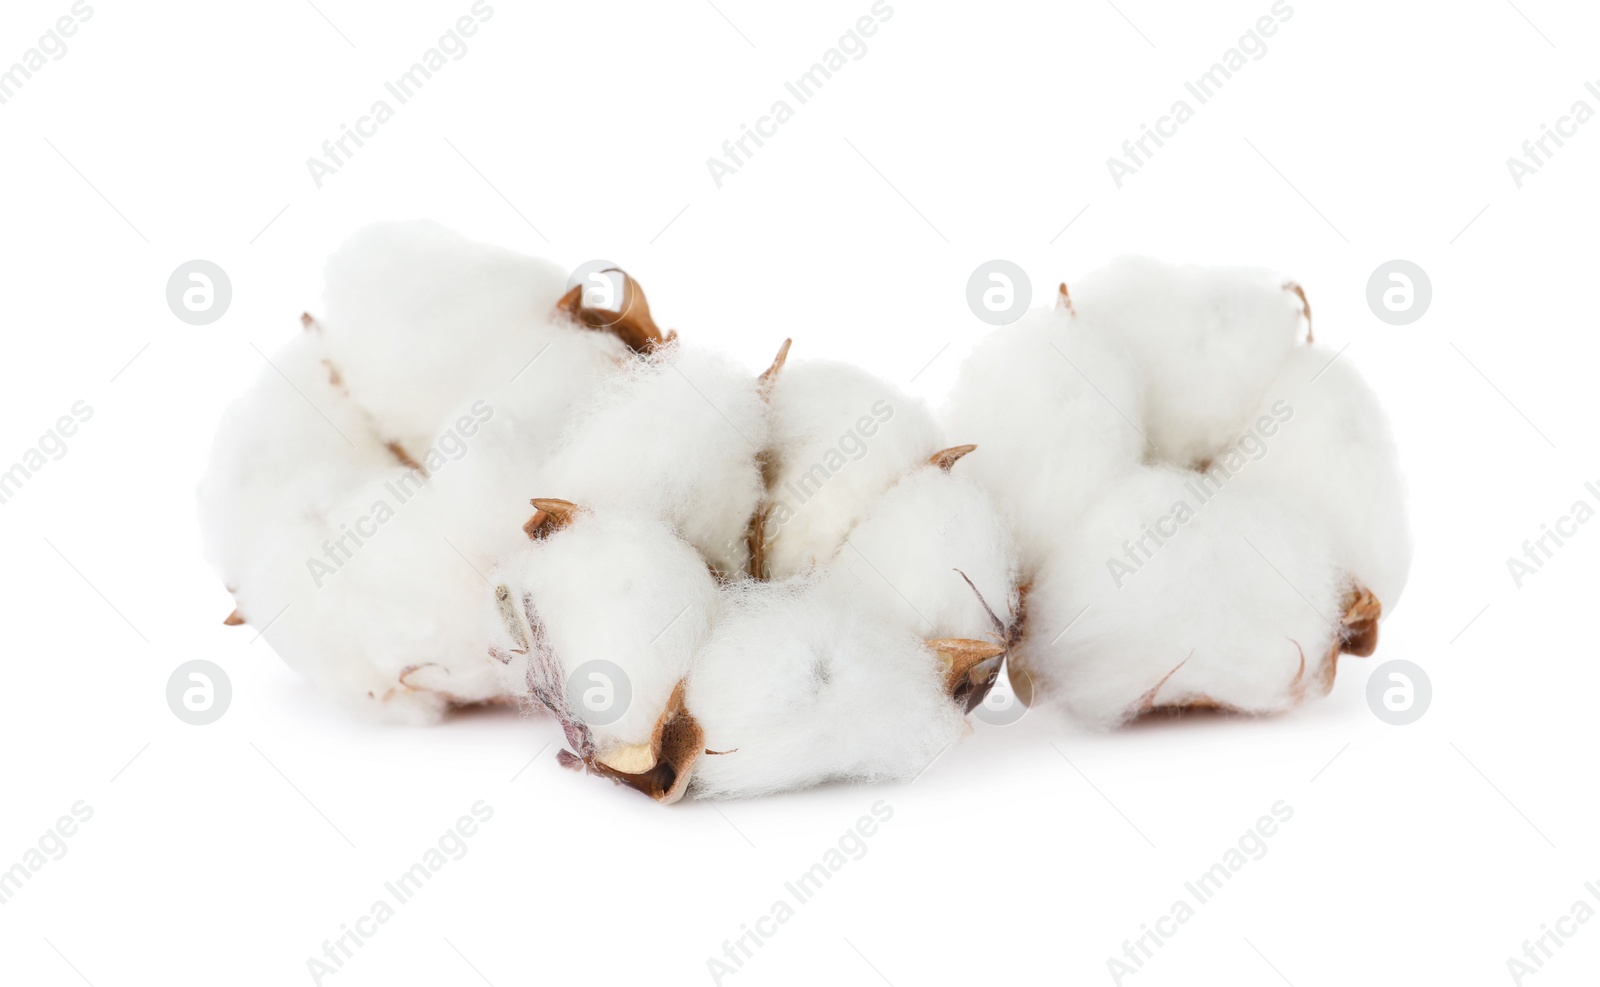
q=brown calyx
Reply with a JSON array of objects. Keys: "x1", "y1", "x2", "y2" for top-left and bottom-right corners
[
  {"x1": 386, "y1": 441, "x2": 425, "y2": 473},
  {"x1": 1315, "y1": 582, "x2": 1383, "y2": 694},
  {"x1": 223, "y1": 608, "x2": 245, "y2": 626},
  {"x1": 1005, "y1": 582, "x2": 1035, "y2": 706},
  {"x1": 928, "y1": 638, "x2": 1007, "y2": 714},
  {"x1": 759, "y1": 338, "x2": 792, "y2": 397},
  {"x1": 1284, "y1": 282, "x2": 1313, "y2": 344},
  {"x1": 1057, "y1": 282, "x2": 1075, "y2": 316},
  {"x1": 568, "y1": 681, "x2": 705, "y2": 804},
  {"x1": 555, "y1": 269, "x2": 671, "y2": 353},
  {"x1": 524, "y1": 498, "x2": 580, "y2": 540},
  {"x1": 927, "y1": 444, "x2": 977, "y2": 473},
  {"x1": 742, "y1": 338, "x2": 795, "y2": 581},
  {"x1": 745, "y1": 503, "x2": 769, "y2": 581},
  {"x1": 1129, "y1": 652, "x2": 1194, "y2": 718}
]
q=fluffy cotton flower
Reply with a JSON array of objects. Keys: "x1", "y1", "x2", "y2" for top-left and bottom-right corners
[
  {"x1": 947, "y1": 259, "x2": 1406, "y2": 728},
  {"x1": 760, "y1": 360, "x2": 943, "y2": 579},
  {"x1": 1226, "y1": 346, "x2": 1411, "y2": 612},
  {"x1": 943, "y1": 302, "x2": 1147, "y2": 577},
  {"x1": 215, "y1": 462, "x2": 509, "y2": 723},
  {"x1": 1071, "y1": 255, "x2": 1309, "y2": 469},
  {"x1": 684, "y1": 577, "x2": 995, "y2": 800},
  {"x1": 1014, "y1": 467, "x2": 1362, "y2": 728},
  {"x1": 199, "y1": 330, "x2": 507, "y2": 722},
  {"x1": 203, "y1": 226, "x2": 665, "y2": 720},
  {"x1": 489, "y1": 503, "x2": 719, "y2": 802},
  {"x1": 198, "y1": 330, "x2": 393, "y2": 586},
  {"x1": 541, "y1": 341, "x2": 769, "y2": 576},
  {"x1": 317, "y1": 220, "x2": 629, "y2": 460},
  {"x1": 823, "y1": 453, "x2": 1019, "y2": 645}
]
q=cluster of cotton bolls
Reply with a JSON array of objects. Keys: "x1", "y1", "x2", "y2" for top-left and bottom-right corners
[
  {"x1": 200, "y1": 225, "x2": 1409, "y2": 803},
  {"x1": 201, "y1": 220, "x2": 1019, "y2": 803},
  {"x1": 946, "y1": 257, "x2": 1410, "y2": 729}
]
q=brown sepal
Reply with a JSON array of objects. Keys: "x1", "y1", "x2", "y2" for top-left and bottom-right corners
[
  {"x1": 1316, "y1": 582, "x2": 1383, "y2": 693},
  {"x1": 1130, "y1": 653, "x2": 1193, "y2": 717},
  {"x1": 1057, "y1": 282, "x2": 1075, "y2": 315},
  {"x1": 745, "y1": 503, "x2": 769, "y2": 580},
  {"x1": 387, "y1": 441, "x2": 425, "y2": 474},
  {"x1": 524, "y1": 498, "x2": 579, "y2": 540},
  {"x1": 928, "y1": 638, "x2": 1007, "y2": 713},
  {"x1": 1285, "y1": 281, "x2": 1313, "y2": 344},
  {"x1": 555, "y1": 270, "x2": 668, "y2": 353},
  {"x1": 759, "y1": 338, "x2": 792, "y2": 397},
  {"x1": 927, "y1": 444, "x2": 977, "y2": 473},
  {"x1": 223, "y1": 608, "x2": 245, "y2": 626},
  {"x1": 585, "y1": 681, "x2": 704, "y2": 804},
  {"x1": 398, "y1": 663, "x2": 442, "y2": 689}
]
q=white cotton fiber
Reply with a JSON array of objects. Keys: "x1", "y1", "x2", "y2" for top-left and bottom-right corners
[
  {"x1": 825, "y1": 462, "x2": 1018, "y2": 642},
  {"x1": 685, "y1": 578, "x2": 967, "y2": 799},
  {"x1": 1227, "y1": 346, "x2": 1412, "y2": 612},
  {"x1": 318, "y1": 220, "x2": 623, "y2": 458},
  {"x1": 220, "y1": 465, "x2": 508, "y2": 723},
  {"x1": 761, "y1": 360, "x2": 944, "y2": 579},
  {"x1": 943, "y1": 305, "x2": 1147, "y2": 577},
  {"x1": 489, "y1": 508, "x2": 719, "y2": 751},
  {"x1": 1071, "y1": 256, "x2": 1305, "y2": 469},
  {"x1": 420, "y1": 323, "x2": 654, "y2": 566},
  {"x1": 540, "y1": 342, "x2": 768, "y2": 575},
  {"x1": 198, "y1": 331, "x2": 393, "y2": 607},
  {"x1": 1016, "y1": 466, "x2": 1346, "y2": 729}
]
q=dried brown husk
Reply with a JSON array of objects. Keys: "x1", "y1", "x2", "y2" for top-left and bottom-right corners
[{"x1": 555, "y1": 269, "x2": 672, "y2": 354}]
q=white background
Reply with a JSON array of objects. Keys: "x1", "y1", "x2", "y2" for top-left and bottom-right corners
[{"x1": 2, "y1": 0, "x2": 1598, "y2": 984}]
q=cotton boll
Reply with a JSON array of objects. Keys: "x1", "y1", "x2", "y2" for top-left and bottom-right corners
[
  {"x1": 684, "y1": 579, "x2": 978, "y2": 800},
  {"x1": 762, "y1": 361, "x2": 944, "y2": 579},
  {"x1": 490, "y1": 506, "x2": 720, "y2": 802},
  {"x1": 1071, "y1": 256, "x2": 1306, "y2": 468},
  {"x1": 540, "y1": 342, "x2": 768, "y2": 575},
  {"x1": 943, "y1": 305, "x2": 1147, "y2": 577},
  {"x1": 421, "y1": 405, "x2": 551, "y2": 566},
  {"x1": 825, "y1": 460, "x2": 1019, "y2": 644},
  {"x1": 421, "y1": 322, "x2": 651, "y2": 565},
  {"x1": 327, "y1": 475, "x2": 510, "y2": 709},
  {"x1": 318, "y1": 220, "x2": 619, "y2": 456},
  {"x1": 1016, "y1": 467, "x2": 1356, "y2": 729},
  {"x1": 198, "y1": 330, "x2": 394, "y2": 598},
  {"x1": 221, "y1": 467, "x2": 505, "y2": 723},
  {"x1": 1227, "y1": 346, "x2": 1412, "y2": 613}
]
